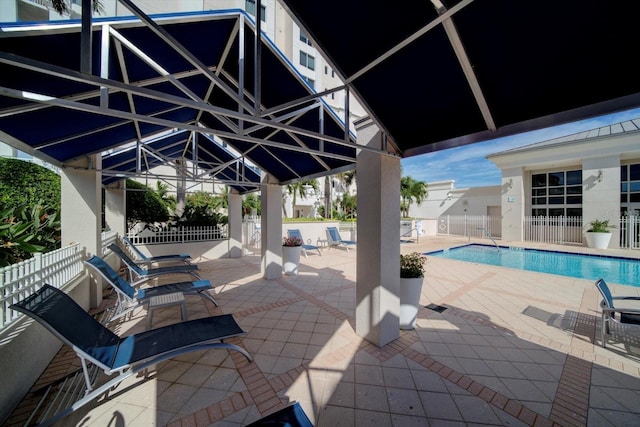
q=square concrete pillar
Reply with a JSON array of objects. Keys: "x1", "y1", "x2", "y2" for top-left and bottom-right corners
[
  {"x1": 261, "y1": 174, "x2": 283, "y2": 279},
  {"x1": 61, "y1": 155, "x2": 102, "y2": 308},
  {"x1": 356, "y1": 125, "x2": 401, "y2": 347},
  {"x1": 501, "y1": 167, "x2": 524, "y2": 242},
  {"x1": 228, "y1": 189, "x2": 243, "y2": 258},
  {"x1": 104, "y1": 180, "x2": 126, "y2": 238}
]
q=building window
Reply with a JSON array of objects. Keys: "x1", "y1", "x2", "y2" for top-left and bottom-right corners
[
  {"x1": 299, "y1": 51, "x2": 315, "y2": 71},
  {"x1": 302, "y1": 76, "x2": 314, "y2": 88},
  {"x1": 245, "y1": 0, "x2": 266, "y2": 21},
  {"x1": 300, "y1": 30, "x2": 312, "y2": 46},
  {"x1": 621, "y1": 163, "x2": 640, "y2": 204},
  {"x1": 324, "y1": 65, "x2": 328, "y2": 74},
  {"x1": 531, "y1": 170, "x2": 582, "y2": 216}
]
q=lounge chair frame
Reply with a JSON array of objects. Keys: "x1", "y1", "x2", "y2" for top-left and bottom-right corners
[
  {"x1": 325, "y1": 226, "x2": 356, "y2": 252},
  {"x1": 109, "y1": 243, "x2": 201, "y2": 284},
  {"x1": 85, "y1": 255, "x2": 218, "y2": 324},
  {"x1": 287, "y1": 229, "x2": 321, "y2": 257},
  {"x1": 595, "y1": 278, "x2": 640, "y2": 348},
  {"x1": 11, "y1": 284, "x2": 251, "y2": 426},
  {"x1": 122, "y1": 236, "x2": 192, "y2": 265}
]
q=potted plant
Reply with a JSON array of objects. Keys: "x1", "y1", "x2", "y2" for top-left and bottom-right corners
[
  {"x1": 282, "y1": 235, "x2": 303, "y2": 275},
  {"x1": 400, "y1": 252, "x2": 427, "y2": 330},
  {"x1": 585, "y1": 219, "x2": 615, "y2": 249}
]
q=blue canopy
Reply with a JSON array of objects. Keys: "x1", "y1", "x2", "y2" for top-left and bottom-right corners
[{"x1": 0, "y1": 9, "x2": 357, "y2": 193}]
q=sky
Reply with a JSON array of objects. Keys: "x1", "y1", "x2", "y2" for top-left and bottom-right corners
[{"x1": 400, "y1": 107, "x2": 640, "y2": 188}]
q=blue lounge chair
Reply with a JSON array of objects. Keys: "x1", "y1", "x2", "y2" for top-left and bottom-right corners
[
  {"x1": 123, "y1": 236, "x2": 192, "y2": 265},
  {"x1": 85, "y1": 255, "x2": 218, "y2": 323},
  {"x1": 325, "y1": 226, "x2": 356, "y2": 252},
  {"x1": 10, "y1": 284, "x2": 251, "y2": 426},
  {"x1": 595, "y1": 278, "x2": 640, "y2": 348},
  {"x1": 287, "y1": 229, "x2": 321, "y2": 257},
  {"x1": 109, "y1": 243, "x2": 201, "y2": 284}
]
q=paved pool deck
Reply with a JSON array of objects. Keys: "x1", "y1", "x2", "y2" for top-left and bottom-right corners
[{"x1": 6, "y1": 236, "x2": 640, "y2": 426}]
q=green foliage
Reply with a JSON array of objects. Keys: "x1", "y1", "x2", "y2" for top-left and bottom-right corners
[
  {"x1": 126, "y1": 179, "x2": 170, "y2": 230},
  {"x1": 178, "y1": 191, "x2": 227, "y2": 227},
  {"x1": 0, "y1": 158, "x2": 60, "y2": 213},
  {"x1": 400, "y1": 252, "x2": 427, "y2": 278},
  {"x1": 338, "y1": 192, "x2": 357, "y2": 220},
  {"x1": 282, "y1": 217, "x2": 327, "y2": 223},
  {"x1": 401, "y1": 176, "x2": 428, "y2": 218},
  {"x1": 243, "y1": 193, "x2": 261, "y2": 217},
  {"x1": 587, "y1": 219, "x2": 616, "y2": 233},
  {"x1": 0, "y1": 201, "x2": 61, "y2": 267}
]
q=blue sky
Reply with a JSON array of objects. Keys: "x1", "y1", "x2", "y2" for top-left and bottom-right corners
[{"x1": 401, "y1": 107, "x2": 640, "y2": 188}]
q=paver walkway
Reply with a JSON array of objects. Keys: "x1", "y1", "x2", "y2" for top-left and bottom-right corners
[{"x1": 5, "y1": 236, "x2": 640, "y2": 426}]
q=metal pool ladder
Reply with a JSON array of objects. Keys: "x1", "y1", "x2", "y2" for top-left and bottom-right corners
[{"x1": 477, "y1": 227, "x2": 500, "y2": 252}]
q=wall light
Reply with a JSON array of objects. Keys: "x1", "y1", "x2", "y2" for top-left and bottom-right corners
[
  {"x1": 508, "y1": 178, "x2": 513, "y2": 189},
  {"x1": 446, "y1": 191, "x2": 453, "y2": 201},
  {"x1": 597, "y1": 170, "x2": 603, "y2": 182}
]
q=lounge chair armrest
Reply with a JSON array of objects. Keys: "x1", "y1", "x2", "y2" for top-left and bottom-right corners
[
  {"x1": 602, "y1": 306, "x2": 640, "y2": 315},
  {"x1": 611, "y1": 296, "x2": 640, "y2": 301}
]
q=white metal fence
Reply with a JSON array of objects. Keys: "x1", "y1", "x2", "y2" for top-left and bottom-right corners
[
  {"x1": 523, "y1": 216, "x2": 584, "y2": 244},
  {"x1": 436, "y1": 215, "x2": 502, "y2": 239},
  {"x1": 0, "y1": 243, "x2": 83, "y2": 330},
  {"x1": 126, "y1": 225, "x2": 228, "y2": 245},
  {"x1": 620, "y1": 215, "x2": 640, "y2": 249}
]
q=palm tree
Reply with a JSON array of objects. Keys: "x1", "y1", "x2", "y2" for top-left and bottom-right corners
[{"x1": 400, "y1": 176, "x2": 428, "y2": 218}]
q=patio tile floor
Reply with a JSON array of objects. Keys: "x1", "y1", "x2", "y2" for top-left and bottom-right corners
[{"x1": 5, "y1": 236, "x2": 640, "y2": 426}]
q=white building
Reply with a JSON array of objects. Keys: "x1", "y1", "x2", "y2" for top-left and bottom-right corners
[{"x1": 488, "y1": 117, "x2": 640, "y2": 248}]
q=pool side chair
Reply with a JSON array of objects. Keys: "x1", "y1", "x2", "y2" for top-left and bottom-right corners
[
  {"x1": 287, "y1": 229, "x2": 321, "y2": 257},
  {"x1": 109, "y1": 243, "x2": 201, "y2": 284},
  {"x1": 122, "y1": 236, "x2": 192, "y2": 265},
  {"x1": 10, "y1": 284, "x2": 251, "y2": 427},
  {"x1": 85, "y1": 255, "x2": 218, "y2": 323},
  {"x1": 595, "y1": 278, "x2": 640, "y2": 348},
  {"x1": 325, "y1": 226, "x2": 356, "y2": 252}
]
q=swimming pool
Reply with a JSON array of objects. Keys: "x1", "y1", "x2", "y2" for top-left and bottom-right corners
[{"x1": 426, "y1": 244, "x2": 640, "y2": 287}]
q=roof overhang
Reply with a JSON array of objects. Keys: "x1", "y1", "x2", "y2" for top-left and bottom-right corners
[
  {"x1": 279, "y1": 0, "x2": 640, "y2": 157},
  {"x1": 0, "y1": 5, "x2": 377, "y2": 193}
]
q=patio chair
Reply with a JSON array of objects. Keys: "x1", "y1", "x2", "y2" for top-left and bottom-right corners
[
  {"x1": 10, "y1": 284, "x2": 251, "y2": 426},
  {"x1": 109, "y1": 243, "x2": 201, "y2": 284},
  {"x1": 85, "y1": 255, "x2": 218, "y2": 323},
  {"x1": 122, "y1": 236, "x2": 192, "y2": 265},
  {"x1": 287, "y1": 229, "x2": 321, "y2": 257},
  {"x1": 595, "y1": 278, "x2": 640, "y2": 348},
  {"x1": 325, "y1": 226, "x2": 356, "y2": 252}
]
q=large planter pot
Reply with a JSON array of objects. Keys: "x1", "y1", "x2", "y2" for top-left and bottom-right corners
[
  {"x1": 585, "y1": 232, "x2": 612, "y2": 249},
  {"x1": 400, "y1": 277, "x2": 424, "y2": 330},
  {"x1": 282, "y1": 246, "x2": 301, "y2": 275}
]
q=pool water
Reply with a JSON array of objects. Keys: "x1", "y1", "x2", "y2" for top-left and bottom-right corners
[{"x1": 426, "y1": 244, "x2": 640, "y2": 287}]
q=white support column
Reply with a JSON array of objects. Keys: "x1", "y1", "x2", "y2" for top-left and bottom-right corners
[
  {"x1": 583, "y1": 155, "x2": 621, "y2": 248},
  {"x1": 261, "y1": 174, "x2": 283, "y2": 279},
  {"x1": 104, "y1": 180, "x2": 126, "y2": 238},
  {"x1": 228, "y1": 189, "x2": 243, "y2": 258},
  {"x1": 356, "y1": 124, "x2": 401, "y2": 347},
  {"x1": 61, "y1": 155, "x2": 102, "y2": 308}
]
